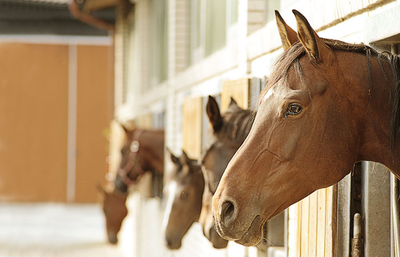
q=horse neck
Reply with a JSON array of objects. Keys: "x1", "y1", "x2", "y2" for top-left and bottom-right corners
[
  {"x1": 111, "y1": 187, "x2": 128, "y2": 201},
  {"x1": 139, "y1": 130, "x2": 165, "y2": 173},
  {"x1": 350, "y1": 51, "x2": 400, "y2": 174}
]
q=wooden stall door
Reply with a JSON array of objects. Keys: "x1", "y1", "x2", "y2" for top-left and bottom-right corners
[
  {"x1": 296, "y1": 186, "x2": 336, "y2": 257},
  {"x1": 136, "y1": 113, "x2": 154, "y2": 129},
  {"x1": 221, "y1": 79, "x2": 250, "y2": 111},
  {"x1": 182, "y1": 97, "x2": 203, "y2": 159},
  {"x1": 75, "y1": 45, "x2": 111, "y2": 203},
  {"x1": 0, "y1": 43, "x2": 69, "y2": 202}
]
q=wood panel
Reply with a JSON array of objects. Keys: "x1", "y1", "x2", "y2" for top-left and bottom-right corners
[
  {"x1": 136, "y1": 113, "x2": 153, "y2": 129},
  {"x1": 182, "y1": 97, "x2": 202, "y2": 159},
  {"x1": 75, "y1": 45, "x2": 111, "y2": 202},
  {"x1": 221, "y1": 78, "x2": 250, "y2": 111},
  {"x1": 0, "y1": 43, "x2": 69, "y2": 202},
  {"x1": 316, "y1": 189, "x2": 327, "y2": 256},
  {"x1": 297, "y1": 186, "x2": 335, "y2": 257},
  {"x1": 108, "y1": 120, "x2": 126, "y2": 181}
]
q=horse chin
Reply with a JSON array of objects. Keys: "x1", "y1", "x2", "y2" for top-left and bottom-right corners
[
  {"x1": 209, "y1": 229, "x2": 229, "y2": 249},
  {"x1": 234, "y1": 215, "x2": 264, "y2": 247},
  {"x1": 166, "y1": 241, "x2": 182, "y2": 250},
  {"x1": 107, "y1": 232, "x2": 118, "y2": 244},
  {"x1": 165, "y1": 235, "x2": 182, "y2": 250}
]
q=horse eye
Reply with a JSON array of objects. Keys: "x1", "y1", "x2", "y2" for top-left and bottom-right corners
[
  {"x1": 180, "y1": 191, "x2": 188, "y2": 200},
  {"x1": 286, "y1": 103, "x2": 302, "y2": 117}
]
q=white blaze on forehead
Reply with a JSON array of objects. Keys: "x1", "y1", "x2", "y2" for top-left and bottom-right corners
[
  {"x1": 262, "y1": 86, "x2": 276, "y2": 103},
  {"x1": 162, "y1": 180, "x2": 178, "y2": 231}
]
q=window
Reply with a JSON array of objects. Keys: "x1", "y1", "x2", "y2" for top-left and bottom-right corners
[
  {"x1": 126, "y1": 10, "x2": 136, "y2": 104},
  {"x1": 205, "y1": 0, "x2": 226, "y2": 56},
  {"x1": 189, "y1": 0, "x2": 238, "y2": 64},
  {"x1": 189, "y1": 0, "x2": 204, "y2": 64},
  {"x1": 149, "y1": 0, "x2": 169, "y2": 87}
]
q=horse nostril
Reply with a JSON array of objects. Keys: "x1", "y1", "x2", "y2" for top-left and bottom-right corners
[
  {"x1": 165, "y1": 237, "x2": 172, "y2": 248},
  {"x1": 165, "y1": 237, "x2": 181, "y2": 250},
  {"x1": 165, "y1": 237, "x2": 174, "y2": 249},
  {"x1": 221, "y1": 200, "x2": 237, "y2": 226}
]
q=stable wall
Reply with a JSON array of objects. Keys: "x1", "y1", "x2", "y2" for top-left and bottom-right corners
[{"x1": 0, "y1": 40, "x2": 112, "y2": 203}]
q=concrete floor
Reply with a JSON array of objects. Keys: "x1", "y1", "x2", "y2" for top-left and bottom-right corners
[{"x1": 0, "y1": 203, "x2": 126, "y2": 257}]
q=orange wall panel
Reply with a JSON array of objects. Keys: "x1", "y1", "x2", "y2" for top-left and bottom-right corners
[
  {"x1": 75, "y1": 45, "x2": 111, "y2": 203},
  {"x1": 0, "y1": 43, "x2": 69, "y2": 202}
]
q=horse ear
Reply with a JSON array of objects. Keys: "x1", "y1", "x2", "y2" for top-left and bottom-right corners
[
  {"x1": 292, "y1": 9, "x2": 332, "y2": 63},
  {"x1": 229, "y1": 97, "x2": 238, "y2": 108},
  {"x1": 121, "y1": 125, "x2": 129, "y2": 134},
  {"x1": 180, "y1": 150, "x2": 191, "y2": 166},
  {"x1": 275, "y1": 10, "x2": 298, "y2": 50},
  {"x1": 122, "y1": 125, "x2": 134, "y2": 137},
  {"x1": 206, "y1": 95, "x2": 223, "y2": 132},
  {"x1": 167, "y1": 147, "x2": 180, "y2": 165}
]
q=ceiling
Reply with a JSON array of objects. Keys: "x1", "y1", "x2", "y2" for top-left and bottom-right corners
[{"x1": 0, "y1": 0, "x2": 115, "y2": 36}]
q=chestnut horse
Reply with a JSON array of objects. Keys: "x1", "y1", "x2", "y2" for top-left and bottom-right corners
[
  {"x1": 99, "y1": 127, "x2": 164, "y2": 244},
  {"x1": 213, "y1": 10, "x2": 400, "y2": 246},
  {"x1": 162, "y1": 149, "x2": 204, "y2": 249},
  {"x1": 200, "y1": 96, "x2": 254, "y2": 248},
  {"x1": 97, "y1": 185, "x2": 127, "y2": 244}
]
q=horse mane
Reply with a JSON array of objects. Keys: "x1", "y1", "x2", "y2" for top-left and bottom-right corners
[
  {"x1": 202, "y1": 106, "x2": 255, "y2": 160},
  {"x1": 260, "y1": 39, "x2": 400, "y2": 147},
  {"x1": 218, "y1": 107, "x2": 255, "y2": 146}
]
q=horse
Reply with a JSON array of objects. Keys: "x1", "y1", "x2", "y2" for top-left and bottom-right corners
[
  {"x1": 97, "y1": 185, "x2": 127, "y2": 244},
  {"x1": 200, "y1": 96, "x2": 254, "y2": 249},
  {"x1": 99, "y1": 126, "x2": 164, "y2": 244},
  {"x1": 212, "y1": 9, "x2": 400, "y2": 247},
  {"x1": 162, "y1": 149, "x2": 204, "y2": 250}
]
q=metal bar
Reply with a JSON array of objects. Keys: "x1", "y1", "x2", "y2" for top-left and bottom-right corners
[
  {"x1": 361, "y1": 161, "x2": 391, "y2": 257},
  {"x1": 68, "y1": 0, "x2": 115, "y2": 31},
  {"x1": 390, "y1": 173, "x2": 400, "y2": 257},
  {"x1": 391, "y1": 43, "x2": 399, "y2": 257},
  {"x1": 337, "y1": 174, "x2": 352, "y2": 257},
  {"x1": 351, "y1": 213, "x2": 363, "y2": 257}
]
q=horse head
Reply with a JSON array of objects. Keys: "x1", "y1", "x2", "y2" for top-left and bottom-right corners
[
  {"x1": 200, "y1": 96, "x2": 254, "y2": 248},
  {"x1": 114, "y1": 127, "x2": 164, "y2": 193},
  {"x1": 98, "y1": 185, "x2": 127, "y2": 244},
  {"x1": 101, "y1": 125, "x2": 164, "y2": 244},
  {"x1": 213, "y1": 10, "x2": 400, "y2": 246},
  {"x1": 162, "y1": 149, "x2": 204, "y2": 250}
]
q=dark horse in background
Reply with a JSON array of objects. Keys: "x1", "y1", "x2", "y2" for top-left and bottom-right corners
[
  {"x1": 161, "y1": 97, "x2": 261, "y2": 250},
  {"x1": 200, "y1": 96, "x2": 256, "y2": 248},
  {"x1": 213, "y1": 10, "x2": 400, "y2": 246},
  {"x1": 162, "y1": 150, "x2": 204, "y2": 249},
  {"x1": 98, "y1": 126, "x2": 164, "y2": 244}
]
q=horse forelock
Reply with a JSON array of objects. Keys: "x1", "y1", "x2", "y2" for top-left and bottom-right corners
[{"x1": 259, "y1": 42, "x2": 306, "y2": 105}]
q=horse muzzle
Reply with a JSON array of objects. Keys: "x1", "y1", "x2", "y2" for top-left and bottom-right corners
[{"x1": 212, "y1": 193, "x2": 264, "y2": 246}]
